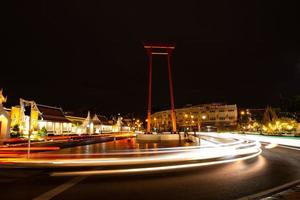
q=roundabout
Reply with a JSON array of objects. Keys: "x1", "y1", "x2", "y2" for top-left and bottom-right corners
[
  {"x1": 0, "y1": 133, "x2": 262, "y2": 176},
  {"x1": 1, "y1": 133, "x2": 300, "y2": 200}
]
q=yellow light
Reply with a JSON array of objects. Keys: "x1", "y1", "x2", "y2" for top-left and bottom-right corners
[
  {"x1": 287, "y1": 125, "x2": 293, "y2": 130},
  {"x1": 202, "y1": 115, "x2": 206, "y2": 120},
  {"x1": 191, "y1": 115, "x2": 194, "y2": 119},
  {"x1": 262, "y1": 126, "x2": 267, "y2": 132},
  {"x1": 240, "y1": 111, "x2": 245, "y2": 115},
  {"x1": 184, "y1": 114, "x2": 188, "y2": 118}
]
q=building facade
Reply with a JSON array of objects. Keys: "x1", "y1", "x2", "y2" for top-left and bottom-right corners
[
  {"x1": 10, "y1": 99, "x2": 72, "y2": 136},
  {"x1": 151, "y1": 103, "x2": 238, "y2": 131},
  {"x1": 0, "y1": 89, "x2": 10, "y2": 140},
  {"x1": 70, "y1": 112, "x2": 115, "y2": 134}
]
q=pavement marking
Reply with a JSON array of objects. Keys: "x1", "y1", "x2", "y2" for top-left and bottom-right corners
[
  {"x1": 32, "y1": 176, "x2": 87, "y2": 200},
  {"x1": 238, "y1": 179, "x2": 300, "y2": 200}
]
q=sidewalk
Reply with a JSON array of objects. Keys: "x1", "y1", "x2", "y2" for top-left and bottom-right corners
[{"x1": 261, "y1": 184, "x2": 300, "y2": 200}]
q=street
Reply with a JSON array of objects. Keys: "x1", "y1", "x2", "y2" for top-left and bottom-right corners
[{"x1": 0, "y1": 143, "x2": 299, "y2": 200}]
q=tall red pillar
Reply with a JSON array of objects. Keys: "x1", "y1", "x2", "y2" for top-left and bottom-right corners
[
  {"x1": 146, "y1": 49, "x2": 152, "y2": 133},
  {"x1": 167, "y1": 49, "x2": 177, "y2": 133}
]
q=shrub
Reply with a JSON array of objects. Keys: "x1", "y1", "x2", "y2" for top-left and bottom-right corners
[
  {"x1": 10, "y1": 124, "x2": 20, "y2": 138},
  {"x1": 38, "y1": 127, "x2": 48, "y2": 138}
]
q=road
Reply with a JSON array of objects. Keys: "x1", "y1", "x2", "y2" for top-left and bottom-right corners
[{"x1": 0, "y1": 142, "x2": 299, "y2": 199}]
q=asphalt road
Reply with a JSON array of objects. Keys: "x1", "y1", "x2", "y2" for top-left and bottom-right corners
[{"x1": 0, "y1": 144, "x2": 299, "y2": 200}]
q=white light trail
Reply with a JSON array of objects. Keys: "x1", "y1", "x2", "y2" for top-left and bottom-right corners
[
  {"x1": 51, "y1": 149, "x2": 262, "y2": 176},
  {"x1": 0, "y1": 137, "x2": 261, "y2": 169}
]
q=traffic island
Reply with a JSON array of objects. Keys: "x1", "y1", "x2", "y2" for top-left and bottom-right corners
[{"x1": 136, "y1": 133, "x2": 188, "y2": 141}]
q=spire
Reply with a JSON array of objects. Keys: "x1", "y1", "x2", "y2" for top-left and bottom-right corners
[
  {"x1": 82, "y1": 111, "x2": 92, "y2": 127},
  {"x1": 86, "y1": 111, "x2": 91, "y2": 120},
  {"x1": 0, "y1": 88, "x2": 7, "y2": 105}
]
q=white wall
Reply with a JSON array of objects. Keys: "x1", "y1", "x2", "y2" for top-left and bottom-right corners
[{"x1": 0, "y1": 105, "x2": 11, "y2": 140}]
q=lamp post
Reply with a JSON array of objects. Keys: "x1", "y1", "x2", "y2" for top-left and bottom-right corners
[
  {"x1": 184, "y1": 114, "x2": 188, "y2": 132},
  {"x1": 27, "y1": 103, "x2": 33, "y2": 159},
  {"x1": 199, "y1": 115, "x2": 207, "y2": 132},
  {"x1": 191, "y1": 115, "x2": 194, "y2": 132}
]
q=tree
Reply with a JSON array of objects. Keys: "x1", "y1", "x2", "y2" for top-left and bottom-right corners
[{"x1": 10, "y1": 124, "x2": 20, "y2": 138}]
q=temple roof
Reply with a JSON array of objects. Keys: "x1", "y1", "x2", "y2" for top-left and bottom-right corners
[
  {"x1": 93, "y1": 114, "x2": 110, "y2": 125},
  {"x1": 92, "y1": 114, "x2": 101, "y2": 125},
  {"x1": 37, "y1": 104, "x2": 70, "y2": 123}
]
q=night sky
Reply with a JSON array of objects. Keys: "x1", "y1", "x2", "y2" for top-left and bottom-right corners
[{"x1": 1, "y1": 1, "x2": 300, "y2": 117}]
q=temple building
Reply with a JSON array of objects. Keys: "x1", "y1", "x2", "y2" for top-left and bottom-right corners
[
  {"x1": 36, "y1": 104, "x2": 72, "y2": 134},
  {"x1": 92, "y1": 114, "x2": 113, "y2": 133},
  {"x1": 68, "y1": 112, "x2": 114, "y2": 134},
  {"x1": 0, "y1": 89, "x2": 11, "y2": 140},
  {"x1": 10, "y1": 99, "x2": 72, "y2": 136}
]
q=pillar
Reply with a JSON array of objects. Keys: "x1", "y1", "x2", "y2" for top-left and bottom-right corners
[
  {"x1": 146, "y1": 48, "x2": 152, "y2": 133},
  {"x1": 167, "y1": 49, "x2": 177, "y2": 133}
]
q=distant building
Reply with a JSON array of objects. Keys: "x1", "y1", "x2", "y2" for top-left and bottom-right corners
[
  {"x1": 73, "y1": 112, "x2": 114, "y2": 134},
  {"x1": 65, "y1": 115, "x2": 85, "y2": 132},
  {"x1": 92, "y1": 114, "x2": 113, "y2": 133},
  {"x1": 151, "y1": 103, "x2": 238, "y2": 131}
]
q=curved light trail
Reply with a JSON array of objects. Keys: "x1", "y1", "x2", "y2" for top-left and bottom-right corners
[
  {"x1": 51, "y1": 149, "x2": 262, "y2": 176},
  {"x1": 0, "y1": 134, "x2": 262, "y2": 175}
]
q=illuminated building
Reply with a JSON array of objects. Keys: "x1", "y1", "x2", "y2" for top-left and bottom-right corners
[
  {"x1": 0, "y1": 89, "x2": 11, "y2": 140},
  {"x1": 36, "y1": 104, "x2": 72, "y2": 134},
  {"x1": 73, "y1": 112, "x2": 114, "y2": 134},
  {"x1": 10, "y1": 99, "x2": 72, "y2": 136},
  {"x1": 151, "y1": 103, "x2": 238, "y2": 131},
  {"x1": 92, "y1": 114, "x2": 114, "y2": 133}
]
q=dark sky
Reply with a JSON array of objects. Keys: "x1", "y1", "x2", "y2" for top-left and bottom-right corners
[{"x1": 1, "y1": 1, "x2": 300, "y2": 117}]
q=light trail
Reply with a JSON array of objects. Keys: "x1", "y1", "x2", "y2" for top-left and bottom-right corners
[
  {"x1": 205, "y1": 132, "x2": 300, "y2": 148},
  {"x1": 265, "y1": 143, "x2": 278, "y2": 149},
  {"x1": 0, "y1": 147, "x2": 60, "y2": 151},
  {"x1": 0, "y1": 137, "x2": 261, "y2": 169},
  {"x1": 27, "y1": 139, "x2": 245, "y2": 158},
  {"x1": 50, "y1": 149, "x2": 262, "y2": 176}
]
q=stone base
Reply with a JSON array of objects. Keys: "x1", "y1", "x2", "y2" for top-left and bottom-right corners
[{"x1": 136, "y1": 133, "x2": 181, "y2": 141}]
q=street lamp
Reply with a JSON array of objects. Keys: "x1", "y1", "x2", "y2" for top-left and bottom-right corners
[
  {"x1": 198, "y1": 115, "x2": 207, "y2": 132},
  {"x1": 154, "y1": 117, "x2": 157, "y2": 132}
]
